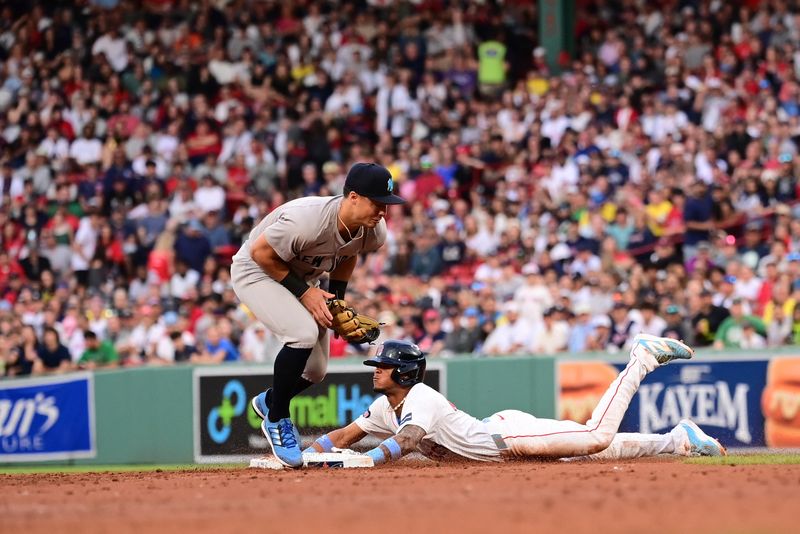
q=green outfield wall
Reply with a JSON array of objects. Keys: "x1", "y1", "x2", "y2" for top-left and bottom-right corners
[
  {"x1": 0, "y1": 356, "x2": 558, "y2": 465},
  {"x1": 443, "y1": 357, "x2": 556, "y2": 420},
  {"x1": 3, "y1": 348, "x2": 796, "y2": 465},
  {"x1": 92, "y1": 366, "x2": 194, "y2": 464}
]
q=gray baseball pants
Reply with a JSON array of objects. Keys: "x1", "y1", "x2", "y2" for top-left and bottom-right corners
[{"x1": 231, "y1": 258, "x2": 329, "y2": 383}]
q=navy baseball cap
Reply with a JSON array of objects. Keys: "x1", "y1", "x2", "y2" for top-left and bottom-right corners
[{"x1": 344, "y1": 163, "x2": 405, "y2": 205}]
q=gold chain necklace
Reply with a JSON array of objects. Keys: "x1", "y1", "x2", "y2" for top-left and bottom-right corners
[
  {"x1": 391, "y1": 397, "x2": 406, "y2": 412},
  {"x1": 338, "y1": 213, "x2": 354, "y2": 241}
]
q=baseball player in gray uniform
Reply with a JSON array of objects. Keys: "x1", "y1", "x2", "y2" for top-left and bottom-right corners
[
  {"x1": 304, "y1": 335, "x2": 726, "y2": 465},
  {"x1": 231, "y1": 162, "x2": 404, "y2": 467}
]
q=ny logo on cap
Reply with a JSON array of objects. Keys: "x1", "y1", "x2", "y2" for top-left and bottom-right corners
[{"x1": 387, "y1": 178, "x2": 394, "y2": 193}]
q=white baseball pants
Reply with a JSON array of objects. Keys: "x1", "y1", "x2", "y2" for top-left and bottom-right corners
[
  {"x1": 573, "y1": 430, "x2": 685, "y2": 460},
  {"x1": 487, "y1": 343, "x2": 662, "y2": 459}
]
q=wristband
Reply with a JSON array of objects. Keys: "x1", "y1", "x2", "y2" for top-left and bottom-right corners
[
  {"x1": 366, "y1": 447, "x2": 386, "y2": 465},
  {"x1": 280, "y1": 271, "x2": 309, "y2": 299},
  {"x1": 382, "y1": 437, "x2": 402, "y2": 459},
  {"x1": 366, "y1": 437, "x2": 402, "y2": 465},
  {"x1": 328, "y1": 279, "x2": 348, "y2": 300},
  {"x1": 312, "y1": 434, "x2": 334, "y2": 453}
]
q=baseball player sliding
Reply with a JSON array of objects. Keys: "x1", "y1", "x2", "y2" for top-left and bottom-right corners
[
  {"x1": 304, "y1": 334, "x2": 726, "y2": 465},
  {"x1": 231, "y1": 162, "x2": 403, "y2": 467}
]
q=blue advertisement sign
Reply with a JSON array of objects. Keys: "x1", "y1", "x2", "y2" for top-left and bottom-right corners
[
  {"x1": 616, "y1": 360, "x2": 768, "y2": 448},
  {"x1": 0, "y1": 373, "x2": 96, "y2": 462}
]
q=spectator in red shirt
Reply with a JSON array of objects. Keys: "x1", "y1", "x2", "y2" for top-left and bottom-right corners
[
  {"x1": 1, "y1": 221, "x2": 25, "y2": 260},
  {"x1": 412, "y1": 156, "x2": 445, "y2": 206},
  {"x1": 94, "y1": 222, "x2": 126, "y2": 273},
  {"x1": 186, "y1": 120, "x2": 221, "y2": 166},
  {"x1": 0, "y1": 250, "x2": 26, "y2": 288}
]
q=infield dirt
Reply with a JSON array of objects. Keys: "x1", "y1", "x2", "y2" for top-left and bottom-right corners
[{"x1": 1, "y1": 458, "x2": 798, "y2": 533}]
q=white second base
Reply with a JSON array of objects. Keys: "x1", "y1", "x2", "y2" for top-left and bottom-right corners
[
  {"x1": 249, "y1": 452, "x2": 374, "y2": 470},
  {"x1": 249, "y1": 456, "x2": 285, "y2": 470}
]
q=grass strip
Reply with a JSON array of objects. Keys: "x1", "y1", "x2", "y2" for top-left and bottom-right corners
[
  {"x1": 687, "y1": 453, "x2": 800, "y2": 465},
  {"x1": 0, "y1": 463, "x2": 247, "y2": 474}
]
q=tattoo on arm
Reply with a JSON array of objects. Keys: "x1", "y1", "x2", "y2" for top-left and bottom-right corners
[{"x1": 384, "y1": 425, "x2": 426, "y2": 457}]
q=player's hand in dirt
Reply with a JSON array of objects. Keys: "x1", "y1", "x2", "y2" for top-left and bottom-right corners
[{"x1": 300, "y1": 287, "x2": 335, "y2": 327}]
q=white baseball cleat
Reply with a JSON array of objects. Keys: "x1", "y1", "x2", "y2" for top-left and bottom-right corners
[
  {"x1": 633, "y1": 334, "x2": 694, "y2": 365},
  {"x1": 675, "y1": 419, "x2": 727, "y2": 457}
]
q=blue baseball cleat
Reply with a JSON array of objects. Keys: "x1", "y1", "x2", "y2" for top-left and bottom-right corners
[
  {"x1": 251, "y1": 389, "x2": 271, "y2": 420},
  {"x1": 252, "y1": 388, "x2": 302, "y2": 447},
  {"x1": 262, "y1": 417, "x2": 304, "y2": 468},
  {"x1": 633, "y1": 334, "x2": 694, "y2": 365},
  {"x1": 678, "y1": 419, "x2": 727, "y2": 457}
]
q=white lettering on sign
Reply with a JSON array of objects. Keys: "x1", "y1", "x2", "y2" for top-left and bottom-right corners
[
  {"x1": 639, "y1": 381, "x2": 751, "y2": 443},
  {"x1": 0, "y1": 393, "x2": 60, "y2": 438}
]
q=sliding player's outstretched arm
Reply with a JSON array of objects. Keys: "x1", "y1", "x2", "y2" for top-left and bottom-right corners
[
  {"x1": 304, "y1": 421, "x2": 368, "y2": 453},
  {"x1": 365, "y1": 424, "x2": 426, "y2": 465}
]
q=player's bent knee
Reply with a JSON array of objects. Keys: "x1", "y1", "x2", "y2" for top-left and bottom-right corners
[
  {"x1": 286, "y1": 323, "x2": 320, "y2": 348},
  {"x1": 587, "y1": 433, "x2": 614, "y2": 454},
  {"x1": 303, "y1": 356, "x2": 328, "y2": 383},
  {"x1": 586, "y1": 442, "x2": 609, "y2": 455},
  {"x1": 302, "y1": 367, "x2": 326, "y2": 384}
]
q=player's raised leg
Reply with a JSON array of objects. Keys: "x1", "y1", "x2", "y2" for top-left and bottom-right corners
[
  {"x1": 488, "y1": 334, "x2": 694, "y2": 459},
  {"x1": 577, "y1": 334, "x2": 694, "y2": 447}
]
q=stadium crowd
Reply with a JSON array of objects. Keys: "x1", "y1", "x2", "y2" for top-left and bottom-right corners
[{"x1": 2, "y1": 0, "x2": 800, "y2": 377}]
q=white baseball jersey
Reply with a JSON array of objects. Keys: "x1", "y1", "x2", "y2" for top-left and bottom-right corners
[
  {"x1": 232, "y1": 196, "x2": 386, "y2": 283},
  {"x1": 354, "y1": 344, "x2": 690, "y2": 462},
  {"x1": 354, "y1": 383, "x2": 502, "y2": 462}
]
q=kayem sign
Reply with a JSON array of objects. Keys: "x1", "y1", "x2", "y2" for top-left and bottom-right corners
[
  {"x1": 616, "y1": 360, "x2": 767, "y2": 447},
  {"x1": 559, "y1": 358, "x2": 772, "y2": 449},
  {"x1": 194, "y1": 365, "x2": 444, "y2": 463}
]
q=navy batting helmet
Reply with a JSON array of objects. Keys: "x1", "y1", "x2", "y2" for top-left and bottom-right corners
[{"x1": 363, "y1": 340, "x2": 426, "y2": 387}]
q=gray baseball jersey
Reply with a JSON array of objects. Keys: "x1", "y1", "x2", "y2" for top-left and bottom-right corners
[
  {"x1": 233, "y1": 195, "x2": 386, "y2": 282},
  {"x1": 231, "y1": 195, "x2": 387, "y2": 377}
]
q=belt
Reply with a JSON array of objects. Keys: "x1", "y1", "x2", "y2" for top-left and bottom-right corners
[
  {"x1": 483, "y1": 417, "x2": 510, "y2": 451},
  {"x1": 492, "y1": 434, "x2": 509, "y2": 451}
]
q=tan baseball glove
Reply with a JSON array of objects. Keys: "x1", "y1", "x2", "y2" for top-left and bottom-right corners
[{"x1": 327, "y1": 299, "x2": 381, "y2": 344}]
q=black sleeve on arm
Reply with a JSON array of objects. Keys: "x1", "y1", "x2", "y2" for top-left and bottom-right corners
[
  {"x1": 280, "y1": 271, "x2": 310, "y2": 299},
  {"x1": 328, "y1": 279, "x2": 348, "y2": 300}
]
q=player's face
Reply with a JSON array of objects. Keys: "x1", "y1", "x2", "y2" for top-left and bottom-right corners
[
  {"x1": 355, "y1": 195, "x2": 387, "y2": 228},
  {"x1": 371, "y1": 364, "x2": 396, "y2": 393}
]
